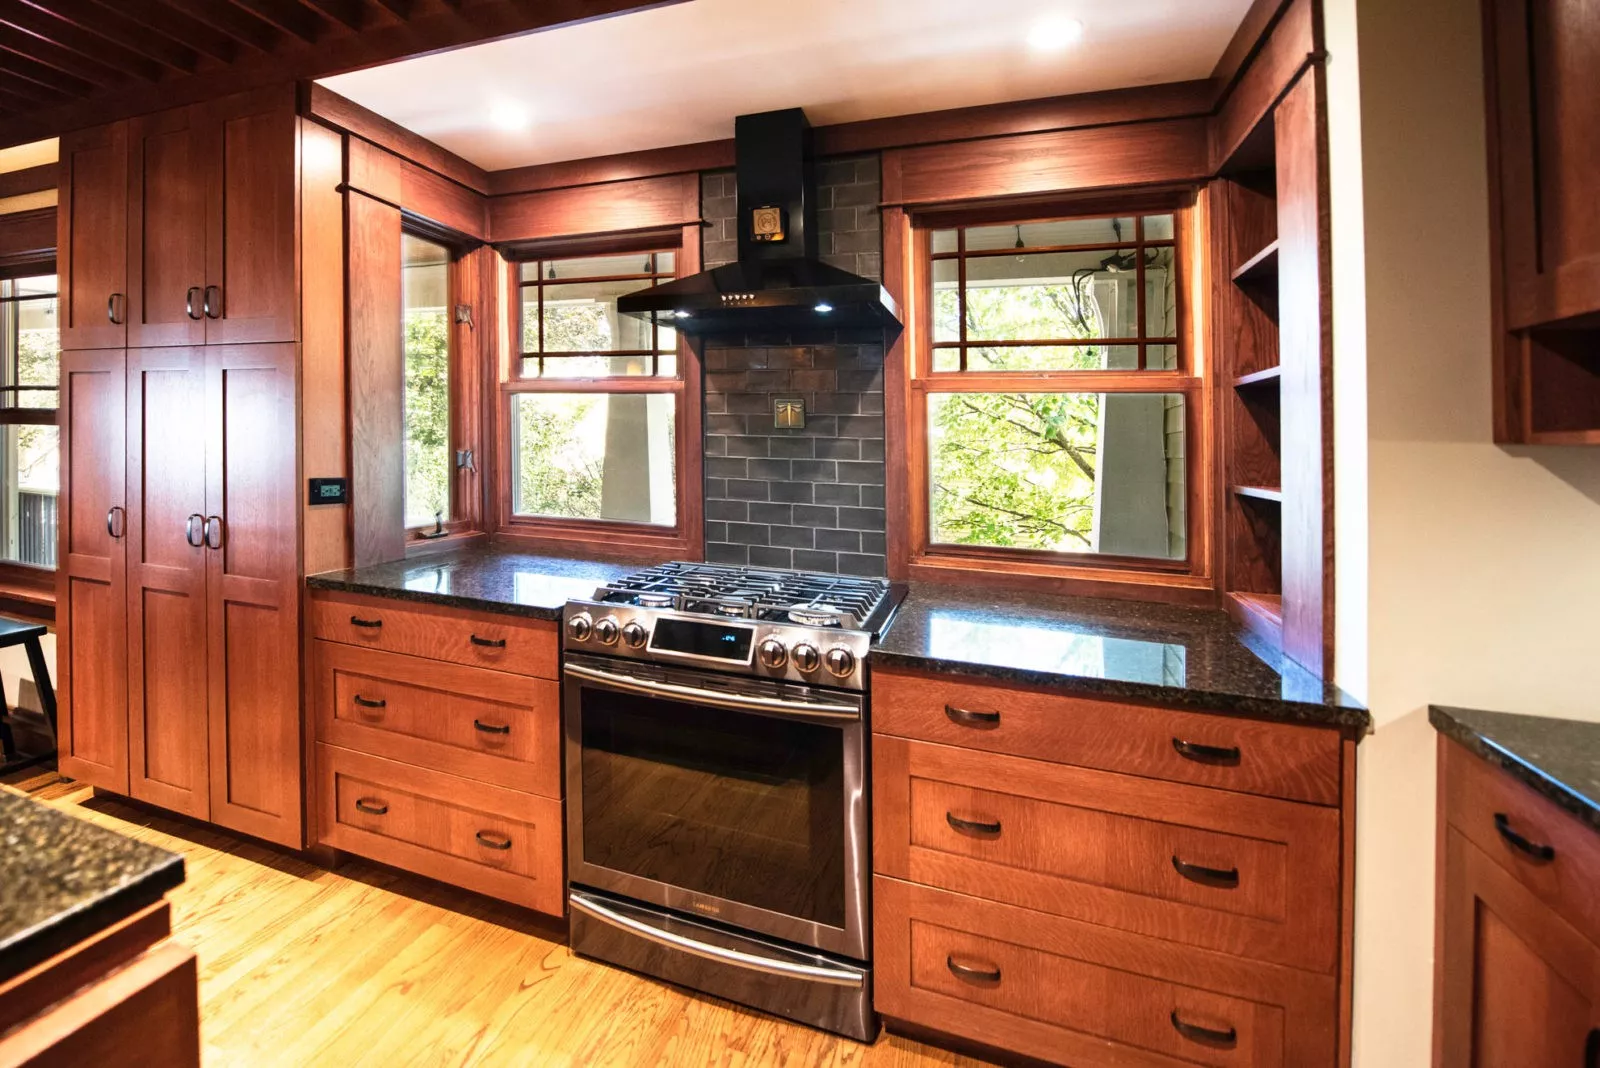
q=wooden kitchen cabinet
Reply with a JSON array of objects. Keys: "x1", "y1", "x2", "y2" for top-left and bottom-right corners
[
  {"x1": 873, "y1": 668, "x2": 1355, "y2": 1067},
  {"x1": 57, "y1": 123, "x2": 128, "y2": 351},
  {"x1": 1434, "y1": 739, "x2": 1600, "y2": 1067},
  {"x1": 58, "y1": 86, "x2": 298, "y2": 355}
]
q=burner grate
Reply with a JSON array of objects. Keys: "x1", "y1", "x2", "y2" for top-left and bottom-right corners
[{"x1": 594, "y1": 562, "x2": 892, "y2": 630}]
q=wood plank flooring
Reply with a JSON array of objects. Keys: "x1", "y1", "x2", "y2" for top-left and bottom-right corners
[{"x1": 3, "y1": 769, "x2": 994, "y2": 1068}]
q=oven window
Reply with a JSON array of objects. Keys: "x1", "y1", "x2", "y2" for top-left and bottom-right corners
[{"x1": 580, "y1": 688, "x2": 846, "y2": 929}]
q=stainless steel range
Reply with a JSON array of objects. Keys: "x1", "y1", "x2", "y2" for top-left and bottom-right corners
[{"x1": 562, "y1": 562, "x2": 903, "y2": 1042}]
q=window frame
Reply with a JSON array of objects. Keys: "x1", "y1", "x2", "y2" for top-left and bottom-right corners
[
  {"x1": 886, "y1": 191, "x2": 1214, "y2": 600},
  {"x1": 0, "y1": 253, "x2": 59, "y2": 603},
  {"x1": 493, "y1": 226, "x2": 703, "y2": 558}
]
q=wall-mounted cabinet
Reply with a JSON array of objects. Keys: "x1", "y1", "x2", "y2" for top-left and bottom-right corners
[
  {"x1": 1214, "y1": 69, "x2": 1332, "y2": 678},
  {"x1": 1485, "y1": 0, "x2": 1600, "y2": 444}
]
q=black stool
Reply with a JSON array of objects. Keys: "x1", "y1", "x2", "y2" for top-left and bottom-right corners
[{"x1": 0, "y1": 618, "x2": 57, "y2": 773}]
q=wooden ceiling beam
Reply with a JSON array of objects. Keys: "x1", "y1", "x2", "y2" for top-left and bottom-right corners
[
  {"x1": 150, "y1": 0, "x2": 282, "y2": 54},
  {"x1": 294, "y1": 0, "x2": 366, "y2": 32},
  {"x1": 0, "y1": 70, "x2": 70, "y2": 107},
  {"x1": 0, "y1": 2, "x2": 167, "y2": 80},
  {"x1": 0, "y1": 47, "x2": 100, "y2": 98},
  {"x1": 367, "y1": 0, "x2": 413, "y2": 18},
  {"x1": 50, "y1": 0, "x2": 213, "y2": 70},
  {"x1": 0, "y1": 23, "x2": 127, "y2": 88},
  {"x1": 224, "y1": 0, "x2": 327, "y2": 43}
]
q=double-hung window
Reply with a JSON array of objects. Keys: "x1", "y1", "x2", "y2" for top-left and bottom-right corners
[
  {"x1": 504, "y1": 248, "x2": 693, "y2": 550},
  {"x1": 913, "y1": 211, "x2": 1195, "y2": 570},
  {"x1": 0, "y1": 268, "x2": 58, "y2": 571}
]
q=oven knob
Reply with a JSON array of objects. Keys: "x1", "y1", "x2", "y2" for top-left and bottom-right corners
[
  {"x1": 622, "y1": 621, "x2": 648, "y2": 648},
  {"x1": 594, "y1": 616, "x2": 620, "y2": 645},
  {"x1": 791, "y1": 643, "x2": 820, "y2": 673},
  {"x1": 757, "y1": 638, "x2": 788, "y2": 669},
  {"x1": 566, "y1": 612, "x2": 593, "y2": 642},
  {"x1": 824, "y1": 646, "x2": 856, "y2": 678}
]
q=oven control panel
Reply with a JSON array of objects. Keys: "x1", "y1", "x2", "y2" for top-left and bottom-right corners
[{"x1": 562, "y1": 600, "x2": 872, "y2": 691}]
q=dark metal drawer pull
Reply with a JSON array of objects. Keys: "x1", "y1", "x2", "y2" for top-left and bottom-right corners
[
  {"x1": 1494, "y1": 812, "x2": 1555, "y2": 862},
  {"x1": 1170, "y1": 1011, "x2": 1237, "y2": 1049},
  {"x1": 946, "y1": 812, "x2": 1002, "y2": 837},
  {"x1": 353, "y1": 695, "x2": 386, "y2": 710},
  {"x1": 474, "y1": 720, "x2": 511, "y2": 735},
  {"x1": 475, "y1": 830, "x2": 512, "y2": 850},
  {"x1": 349, "y1": 616, "x2": 382, "y2": 629},
  {"x1": 946, "y1": 956, "x2": 1001, "y2": 984},
  {"x1": 354, "y1": 798, "x2": 388, "y2": 816},
  {"x1": 1171, "y1": 738, "x2": 1242, "y2": 766},
  {"x1": 1172, "y1": 856, "x2": 1240, "y2": 889},
  {"x1": 945, "y1": 704, "x2": 1000, "y2": 729},
  {"x1": 470, "y1": 634, "x2": 507, "y2": 648}
]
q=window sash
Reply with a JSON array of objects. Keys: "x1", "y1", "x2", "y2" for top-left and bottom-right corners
[{"x1": 517, "y1": 254, "x2": 677, "y2": 379}]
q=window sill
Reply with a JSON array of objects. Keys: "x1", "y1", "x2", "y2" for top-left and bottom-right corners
[
  {"x1": 405, "y1": 530, "x2": 488, "y2": 558},
  {"x1": 0, "y1": 577, "x2": 55, "y2": 623},
  {"x1": 904, "y1": 552, "x2": 1214, "y2": 608},
  {"x1": 495, "y1": 522, "x2": 696, "y2": 563}
]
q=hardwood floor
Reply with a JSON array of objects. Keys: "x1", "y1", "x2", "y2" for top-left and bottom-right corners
[{"x1": 2, "y1": 768, "x2": 993, "y2": 1068}]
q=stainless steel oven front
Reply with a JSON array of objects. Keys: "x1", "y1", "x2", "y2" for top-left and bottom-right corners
[{"x1": 563, "y1": 652, "x2": 870, "y2": 962}]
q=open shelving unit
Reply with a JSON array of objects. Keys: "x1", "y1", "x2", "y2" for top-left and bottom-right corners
[{"x1": 1212, "y1": 77, "x2": 1332, "y2": 676}]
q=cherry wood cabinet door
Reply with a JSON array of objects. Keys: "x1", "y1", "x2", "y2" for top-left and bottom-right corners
[
  {"x1": 125, "y1": 348, "x2": 210, "y2": 818},
  {"x1": 202, "y1": 89, "x2": 297, "y2": 346},
  {"x1": 204, "y1": 344, "x2": 301, "y2": 847},
  {"x1": 1436, "y1": 828, "x2": 1600, "y2": 1067},
  {"x1": 56, "y1": 351, "x2": 128, "y2": 791},
  {"x1": 126, "y1": 109, "x2": 207, "y2": 349},
  {"x1": 57, "y1": 125, "x2": 128, "y2": 351}
]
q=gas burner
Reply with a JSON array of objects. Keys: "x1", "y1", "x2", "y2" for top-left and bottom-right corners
[
  {"x1": 710, "y1": 599, "x2": 754, "y2": 617},
  {"x1": 788, "y1": 603, "x2": 844, "y2": 627},
  {"x1": 636, "y1": 592, "x2": 674, "y2": 609}
]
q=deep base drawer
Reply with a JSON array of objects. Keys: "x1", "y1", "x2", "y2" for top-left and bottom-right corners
[
  {"x1": 317, "y1": 744, "x2": 564, "y2": 916},
  {"x1": 875, "y1": 877, "x2": 1338, "y2": 1068}
]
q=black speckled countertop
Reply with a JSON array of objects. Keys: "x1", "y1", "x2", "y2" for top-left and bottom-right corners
[
  {"x1": 306, "y1": 548, "x2": 1368, "y2": 734},
  {"x1": 877, "y1": 583, "x2": 1369, "y2": 733},
  {"x1": 306, "y1": 545, "x2": 657, "y2": 621},
  {"x1": 1430, "y1": 706, "x2": 1600, "y2": 834},
  {"x1": 0, "y1": 789, "x2": 184, "y2": 983}
]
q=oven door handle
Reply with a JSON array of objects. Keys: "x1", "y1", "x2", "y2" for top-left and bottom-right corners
[
  {"x1": 569, "y1": 892, "x2": 865, "y2": 988},
  {"x1": 563, "y1": 662, "x2": 861, "y2": 722}
]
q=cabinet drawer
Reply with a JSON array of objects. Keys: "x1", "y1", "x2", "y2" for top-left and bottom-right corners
[
  {"x1": 309, "y1": 591, "x2": 558, "y2": 680},
  {"x1": 876, "y1": 877, "x2": 1338, "y2": 1068},
  {"x1": 875, "y1": 737, "x2": 1341, "y2": 973},
  {"x1": 1442, "y1": 737, "x2": 1600, "y2": 944},
  {"x1": 318, "y1": 745, "x2": 564, "y2": 915},
  {"x1": 314, "y1": 641, "x2": 561, "y2": 798},
  {"x1": 873, "y1": 669, "x2": 1343, "y2": 806}
]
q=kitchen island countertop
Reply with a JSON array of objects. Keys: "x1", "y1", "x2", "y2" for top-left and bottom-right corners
[{"x1": 1430, "y1": 705, "x2": 1600, "y2": 834}]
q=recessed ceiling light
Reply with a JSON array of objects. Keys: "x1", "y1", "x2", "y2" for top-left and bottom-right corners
[
  {"x1": 487, "y1": 99, "x2": 531, "y2": 132},
  {"x1": 1028, "y1": 13, "x2": 1084, "y2": 52}
]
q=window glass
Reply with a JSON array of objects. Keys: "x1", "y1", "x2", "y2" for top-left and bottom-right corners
[
  {"x1": 520, "y1": 251, "x2": 676, "y2": 378},
  {"x1": 511, "y1": 393, "x2": 677, "y2": 526},
  {"x1": 928, "y1": 391, "x2": 1186, "y2": 559},
  {"x1": 402, "y1": 235, "x2": 451, "y2": 530},
  {"x1": 0, "y1": 274, "x2": 59, "y2": 567}
]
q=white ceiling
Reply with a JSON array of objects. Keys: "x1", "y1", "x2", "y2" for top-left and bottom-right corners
[{"x1": 319, "y1": 0, "x2": 1253, "y2": 173}]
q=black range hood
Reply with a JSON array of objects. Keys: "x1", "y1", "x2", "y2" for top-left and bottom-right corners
[{"x1": 617, "y1": 108, "x2": 902, "y2": 337}]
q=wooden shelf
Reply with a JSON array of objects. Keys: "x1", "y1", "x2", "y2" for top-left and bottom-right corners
[
  {"x1": 1231, "y1": 239, "x2": 1280, "y2": 287},
  {"x1": 1226, "y1": 591, "x2": 1284, "y2": 648},
  {"x1": 1233, "y1": 366, "x2": 1282, "y2": 389},
  {"x1": 1232, "y1": 485, "x2": 1283, "y2": 504}
]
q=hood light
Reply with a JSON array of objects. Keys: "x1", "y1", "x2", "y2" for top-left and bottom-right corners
[{"x1": 814, "y1": 303, "x2": 834, "y2": 314}]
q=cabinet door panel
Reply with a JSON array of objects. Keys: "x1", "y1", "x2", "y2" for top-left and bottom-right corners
[
  {"x1": 125, "y1": 348, "x2": 209, "y2": 817},
  {"x1": 57, "y1": 125, "x2": 127, "y2": 351},
  {"x1": 1436, "y1": 828, "x2": 1600, "y2": 1067},
  {"x1": 205, "y1": 344, "x2": 301, "y2": 846},
  {"x1": 127, "y1": 109, "x2": 207, "y2": 349},
  {"x1": 204, "y1": 90, "x2": 297, "y2": 345},
  {"x1": 56, "y1": 352, "x2": 128, "y2": 790}
]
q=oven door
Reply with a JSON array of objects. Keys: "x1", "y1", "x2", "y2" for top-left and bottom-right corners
[{"x1": 564, "y1": 653, "x2": 868, "y2": 961}]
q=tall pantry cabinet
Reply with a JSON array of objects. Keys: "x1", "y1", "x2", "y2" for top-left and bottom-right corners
[{"x1": 56, "y1": 86, "x2": 318, "y2": 848}]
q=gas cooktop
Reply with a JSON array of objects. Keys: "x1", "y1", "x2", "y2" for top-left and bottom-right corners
[{"x1": 563, "y1": 562, "x2": 905, "y2": 691}]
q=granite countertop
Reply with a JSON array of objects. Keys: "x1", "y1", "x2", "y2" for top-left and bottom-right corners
[
  {"x1": 875, "y1": 583, "x2": 1370, "y2": 733},
  {"x1": 306, "y1": 545, "x2": 658, "y2": 621},
  {"x1": 1430, "y1": 706, "x2": 1600, "y2": 833},
  {"x1": 0, "y1": 789, "x2": 184, "y2": 983}
]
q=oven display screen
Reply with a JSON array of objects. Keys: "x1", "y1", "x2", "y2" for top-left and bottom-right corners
[{"x1": 650, "y1": 618, "x2": 755, "y2": 662}]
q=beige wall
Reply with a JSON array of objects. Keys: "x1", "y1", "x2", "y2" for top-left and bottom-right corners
[{"x1": 1326, "y1": 0, "x2": 1600, "y2": 1063}]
